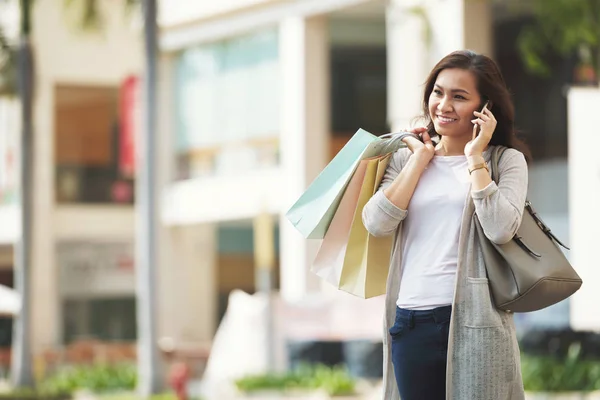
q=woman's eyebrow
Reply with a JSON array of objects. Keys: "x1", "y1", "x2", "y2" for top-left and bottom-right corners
[{"x1": 434, "y1": 84, "x2": 470, "y2": 94}]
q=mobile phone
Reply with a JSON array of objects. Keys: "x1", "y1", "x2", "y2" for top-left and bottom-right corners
[{"x1": 474, "y1": 100, "x2": 492, "y2": 137}]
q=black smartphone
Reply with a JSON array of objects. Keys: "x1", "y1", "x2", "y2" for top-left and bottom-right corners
[{"x1": 474, "y1": 100, "x2": 492, "y2": 137}]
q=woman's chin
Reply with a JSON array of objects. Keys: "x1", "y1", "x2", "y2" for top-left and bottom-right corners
[
  {"x1": 434, "y1": 124, "x2": 452, "y2": 136},
  {"x1": 434, "y1": 124, "x2": 466, "y2": 137}
]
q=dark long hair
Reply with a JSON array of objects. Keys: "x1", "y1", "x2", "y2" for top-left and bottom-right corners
[{"x1": 422, "y1": 50, "x2": 531, "y2": 161}]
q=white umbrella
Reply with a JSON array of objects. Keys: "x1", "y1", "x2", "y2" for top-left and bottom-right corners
[{"x1": 0, "y1": 284, "x2": 21, "y2": 316}]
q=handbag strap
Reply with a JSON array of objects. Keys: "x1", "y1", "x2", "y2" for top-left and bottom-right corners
[{"x1": 490, "y1": 145, "x2": 508, "y2": 184}]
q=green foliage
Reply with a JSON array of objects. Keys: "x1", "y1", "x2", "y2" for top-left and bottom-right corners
[
  {"x1": 517, "y1": 0, "x2": 600, "y2": 78},
  {"x1": 234, "y1": 364, "x2": 356, "y2": 397},
  {"x1": 309, "y1": 365, "x2": 356, "y2": 397},
  {"x1": 40, "y1": 364, "x2": 137, "y2": 395},
  {"x1": 0, "y1": 388, "x2": 70, "y2": 400},
  {"x1": 97, "y1": 392, "x2": 203, "y2": 400},
  {"x1": 521, "y1": 343, "x2": 600, "y2": 392},
  {"x1": 0, "y1": 27, "x2": 17, "y2": 96},
  {"x1": 62, "y1": 0, "x2": 140, "y2": 32}
]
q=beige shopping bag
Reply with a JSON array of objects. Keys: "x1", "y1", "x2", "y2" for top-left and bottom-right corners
[{"x1": 312, "y1": 153, "x2": 393, "y2": 298}]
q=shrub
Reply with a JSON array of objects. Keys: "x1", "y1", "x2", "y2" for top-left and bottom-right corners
[
  {"x1": 40, "y1": 364, "x2": 136, "y2": 394},
  {"x1": 521, "y1": 343, "x2": 600, "y2": 392},
  {"x1": 0, "y1": 390, "x2": 70, "y2": 400},
  {"x1": 234, "y1": 364, "x2": 355, "y2": 396}
]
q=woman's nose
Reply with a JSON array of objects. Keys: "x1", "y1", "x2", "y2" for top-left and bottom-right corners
[{"x1": 437, "y1": 97, "x2": 452, "y2": 112}]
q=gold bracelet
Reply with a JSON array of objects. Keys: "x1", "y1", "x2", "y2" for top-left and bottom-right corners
[{"x1": 468, "y1": 162, "x2": 489, "y2": 175}]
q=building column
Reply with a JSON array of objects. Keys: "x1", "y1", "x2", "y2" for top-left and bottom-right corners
[
  {"x1": 386, "y1": 0, "x2": 492, "y2": 131},
  {"x1": 278, "y1": 15, "x2": 330, "y2": 301},
  {"x1": 31, "y1": 81, "x2": 60, "y2": 354},
  {"x1": 568, "y1": 87, "x2": 600, "y2": 330}
]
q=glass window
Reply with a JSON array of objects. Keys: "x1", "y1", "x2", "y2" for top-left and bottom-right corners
[
  {"x1": 0, "y1": 270, "x2": 13, "y2": 348},
  {"x1": 174, "y1": 28, "x2": 280, "y2": 179},
  {"x1": 54, "y1": 85, "x2": 135, "y2": 204},
  {"x1": 58, "y1": 240, "x2": 136, "y2": 343},
  {"x1": 330, "y1": 46, "x2": 388, "y2": 137},
  {"x1": 63, "y1": 297, "x2": 137, "y2": 343}
]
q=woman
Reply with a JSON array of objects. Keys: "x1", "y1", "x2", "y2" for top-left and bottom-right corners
[{"x1": 362, "y1": 50, "x2": 530, "y2": 400}]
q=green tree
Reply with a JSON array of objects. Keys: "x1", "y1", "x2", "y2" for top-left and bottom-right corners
[
  {"x1": 0, "y1": 24, "x2": 17, "y2": 96},
  {"x1": 518, "y1": 0, "x2": 600, "y2": 80}
]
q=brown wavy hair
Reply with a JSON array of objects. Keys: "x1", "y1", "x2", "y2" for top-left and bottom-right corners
[{"x1": 422, "y1": 50, "x2": 531, "y2": 161}]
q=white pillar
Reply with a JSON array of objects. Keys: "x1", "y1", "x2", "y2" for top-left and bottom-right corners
[
  {"x1": 278, "y1": 16, "x2": 330, "y2": 301},
  {"x1": 386, "y1": 0, "x2": 492, "y2": 131},
  {"x1": 568, "y1": 87, "x2": 600, "y2": 331},
  {"x1": 31, "y1": 80, "x2": 60, "y2": 353}
]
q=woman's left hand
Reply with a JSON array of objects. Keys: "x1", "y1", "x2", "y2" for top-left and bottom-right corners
[{"x1": 464, "y1": 106, "x2": 497, "y2": 157}]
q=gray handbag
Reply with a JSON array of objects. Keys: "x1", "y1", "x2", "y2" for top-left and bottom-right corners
[{"x1": 474, "y1": 146, "x2": 582, "y2": 313}]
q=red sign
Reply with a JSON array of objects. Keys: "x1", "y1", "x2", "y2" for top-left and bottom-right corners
[{"x1": 119, "y1": 75, "x2": 139, "y2": 178}]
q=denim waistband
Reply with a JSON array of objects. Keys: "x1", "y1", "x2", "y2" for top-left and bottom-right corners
[{"x1": 396, "y1": 305, "x2": 452, "y2": 326}]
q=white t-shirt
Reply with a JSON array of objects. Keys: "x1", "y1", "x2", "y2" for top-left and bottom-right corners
[{"x1": 396, "y1": 155, "x2": 471, "y2": 310}]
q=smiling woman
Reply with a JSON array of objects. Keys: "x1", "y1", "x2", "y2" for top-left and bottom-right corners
[
  {"x1": 362, "y1": 50, "x2": 531, "y2": 400},
  {"x1": 429, "y1": 69, "x2": 481, "y2": 139},
  {"x1": 421, "y1": 50, "x2": 531, "y2": 161}
]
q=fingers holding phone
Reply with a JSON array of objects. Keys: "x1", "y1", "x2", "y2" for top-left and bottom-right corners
[
  {"x1": 471, "y1": 101, "x2": 496, "y2": 141},
  {"x1": 472, "y1": 101, "x2": 489, "y2": 139},
  {"x1": 465, "y1": 100, "x2": 497, "y2": 157}
]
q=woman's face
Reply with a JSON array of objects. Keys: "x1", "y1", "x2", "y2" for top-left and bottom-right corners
[{"x1": 428, "y1": 68, "x2": 482, "y2": 139}]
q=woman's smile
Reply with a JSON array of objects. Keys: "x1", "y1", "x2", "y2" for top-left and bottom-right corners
[
  {"x1": 428, "y1": 68, "x2": 481, "y2": 139},
  {"x1": 436, "y1": 115, "x2": 458, "y2": 125}
]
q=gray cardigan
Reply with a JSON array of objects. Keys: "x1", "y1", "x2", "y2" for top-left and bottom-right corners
[{"x1": 362, "y1": 145, "x2": 528, "y2": 400}]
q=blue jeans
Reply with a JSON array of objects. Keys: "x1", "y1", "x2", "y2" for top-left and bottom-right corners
[{"x1": 389, "y1": 305, "x2": 452, "y2": 400}]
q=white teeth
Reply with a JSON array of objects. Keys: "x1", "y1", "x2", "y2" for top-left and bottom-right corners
[{"x1": 438, "y1": 116, "x2": 456, "y2": 123}]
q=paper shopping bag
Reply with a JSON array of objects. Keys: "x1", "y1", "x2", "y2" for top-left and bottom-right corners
[
  {"x1": 311, "y1": 157, "x2": 371, "y2": 286},
  {"x1": 339, "y1": 154, "x2": 393, "y2": 298},
  {"x1": 285, "y1": 129, "x2": 408, "y2": 239},
  {"x1": 312, "y1": 152, "x2": 393, "y2": 298}
]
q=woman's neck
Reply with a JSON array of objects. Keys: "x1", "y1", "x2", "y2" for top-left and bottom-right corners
[{"x1": 435, "y1": 135, "x2": 470, "y2": 156}]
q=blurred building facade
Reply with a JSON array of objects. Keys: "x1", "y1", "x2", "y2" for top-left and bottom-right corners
[
  {"x1": 156, "y1": 0, "x2": 592, "y2": 340},
  {"x1": 0, "y1": 0, "x2": 209, "y2": 366},
  {"x1": 0, "y1": 0, "x2": 598, "y2": 373},
  {"x1": 0, "y1": 0, "x2": 143, "y2": 357}
]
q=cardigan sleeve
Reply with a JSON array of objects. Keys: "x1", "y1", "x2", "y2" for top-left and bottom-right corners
[
  {"x1": 361, "y1": 149, "x2": 409, "y2": 237},
  {"x1": 472, "y1": 148, "x2": 528, "y2": 244}
]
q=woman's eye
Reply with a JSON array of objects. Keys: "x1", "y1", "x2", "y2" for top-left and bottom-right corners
[
  {"x1": 433, "y1": 89, "x2": 442, "y2": 95},
  {"x1": 455, "y1": 95, "x2": 466, "y2": 100}
]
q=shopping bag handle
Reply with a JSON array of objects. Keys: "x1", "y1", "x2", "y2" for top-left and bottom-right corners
[{"x1": 379, "y1": 131, "x2": 423, "y2": 142}]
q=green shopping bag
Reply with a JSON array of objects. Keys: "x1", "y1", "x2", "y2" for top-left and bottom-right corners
[{"x1": 285, "y1": 129, "x2": 411, "y2": 239}]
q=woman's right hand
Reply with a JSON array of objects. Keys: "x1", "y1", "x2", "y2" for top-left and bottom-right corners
[
  {"x1": 402, "y1": 127, "x2": 435, "y2": 166},
  {"x1": 382, "y1": 127, "x2": 436, "y2": 211}
]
